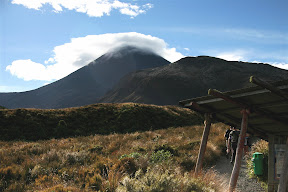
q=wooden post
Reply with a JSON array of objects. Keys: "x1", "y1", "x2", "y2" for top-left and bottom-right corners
[
  {"x1": 195, "y1": 113, "x2": 212, "y2": 175},
  {"x1": 228, "y1": 109, "x2": 249, "y2": 192},
  {"x1": 268, "y1": 134, "x2": 276, "y2": 192},
  {"x1": 278, "y1": 136, "x2": 288, "y2": 192}
]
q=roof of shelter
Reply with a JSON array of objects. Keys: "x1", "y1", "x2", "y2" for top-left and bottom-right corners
[{"x1": 179, "y1": 76, "x2": 288, "y2": 140}]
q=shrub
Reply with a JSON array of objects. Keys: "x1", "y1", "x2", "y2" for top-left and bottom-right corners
[
  {"x1": 30, "y1": 165, "x2": 47, "y2": 179},
  {"x1": 0, "y1": 166, "x2": 21, "y2": 181},
  {"x1": 119, "y1": 152, "x2": 141, "y2": 160},
  {"x1": 89, "y1": 145, "x2": 103, "y2": 153},
  {"x1": 63, "y1": 151, "x2": 88, "y2": 165},
  {"x1": 154, "y1": 144, "x2": 178, "y2": 156},
  {"x1": 116, "y1": 167, "x2": 219, "y2": 192},
  {"x1": 94, "y1": 161, "x2": 109, "y2": 177},
  {"x1": 247, "y1": 139, "x2": 268, "y2": 183},
  {"x1": 35, "y1": 175, "x2": 50, "y2": 186},
  {"x1": 41, "y1": 149, "x2": 61, "y2": 164},
  {"x1": 113, "y1": 158, "x2": 138, "y2": 176},
  {"x1": 117, "y1": 168, "x2": 178, "y2": 192},
  {"x1": 150, "y1": 150, "x2": 172, "y2": 163},
  {"x1": 86, "y1": 174, "x2": 102, "y2": 191}
]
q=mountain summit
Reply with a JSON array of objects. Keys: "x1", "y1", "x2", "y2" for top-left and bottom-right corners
[
  {"x1": 2, "y1": 51, "x2": 287, "y2": 109},
  {"x1": 0, "y1": 46, "x2": 170, "y2": 109},
  {"x1": 99, "y1": 56, "x2": 288, "y2": 105}
]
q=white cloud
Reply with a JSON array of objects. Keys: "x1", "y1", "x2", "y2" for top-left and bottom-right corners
[
  {"x1": 6, "y1": 32, "x2": 184, "y2": 81},
  {"x1": 265, "y1": 62, "x2": 288, "y2": 70},
  {"x1": 184, "y1": 48, "x2": 190, "y2": 51},
  {"x1": 213, "y1": 50, "x2": 288, "y2": 70},
  {"x1": 216, "y1": 53, "x2": 244, "y2": 61},
  {"x1": 0, "y1": 85, "x2": 26, "y2": 93},
  {"x1": 215, "y1": 50, "x2": 247, "y2": 61},
  {"x1": 11, "y1": 0, "x2": 153, "y2": 17},
  {"x1": 223, "y1": 28, "x2": 288, "y2": 44},
  {"x1": 6, "y1": 59, "x2": 58, "y2": 81}
]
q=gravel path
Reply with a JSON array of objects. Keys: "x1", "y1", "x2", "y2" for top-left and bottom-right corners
[{"x1": 212, "y1": 156, "x2": 265, "y2": 192}]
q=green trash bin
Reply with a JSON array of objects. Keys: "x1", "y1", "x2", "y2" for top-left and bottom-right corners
[{"x1": 252, "y1": 152, "x2": 263, "y2": 175}]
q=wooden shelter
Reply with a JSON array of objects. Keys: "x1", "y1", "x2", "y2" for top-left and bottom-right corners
[{"x1": 179, "y1": 76, "x2": 288, "y2": 192}]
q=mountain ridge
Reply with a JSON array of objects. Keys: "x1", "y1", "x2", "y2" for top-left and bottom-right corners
[
  {"x1": 0, "y1": 46, "x2": 170, "y2": 109},
  {"x1": 99, "y1": 56, "x2": 288, "y2": 105},
  {"x1": 1, "y1": 48, "x2": 287, "y2": 109}
]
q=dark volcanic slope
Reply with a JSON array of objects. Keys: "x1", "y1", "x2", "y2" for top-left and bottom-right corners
[
  {"x1": 100, "y1": 56, "x2": 288, "y2": 105},
  {"x1": 0, "y1": 46, "x2": 169, "y2": 109}
]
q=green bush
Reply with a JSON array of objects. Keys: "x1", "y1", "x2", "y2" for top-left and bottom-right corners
[
  {"x1": 120, "y1": 152, "x2": 141, "y2": 160},
  {"x1": 246, "y1": 140, "x2": 268, "y2": 184},
  {"x1": 154, "y1": 144, "x2": 178, "y2": 156},
  {"x1": 150, "y1": 150, "x2": 172, "y2": 163}
]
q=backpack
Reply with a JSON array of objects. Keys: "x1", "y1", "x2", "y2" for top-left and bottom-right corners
[
  {"x1": 225, "y1": 129, "x2": 231, "y2": 140},
  {"x1": 230, "y1": 130, "x2": 240, "y2": 144}
]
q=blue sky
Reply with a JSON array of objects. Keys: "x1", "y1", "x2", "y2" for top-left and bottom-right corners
[{"x1": 1, "y1": 0, "x2": 287, "y2": 92}]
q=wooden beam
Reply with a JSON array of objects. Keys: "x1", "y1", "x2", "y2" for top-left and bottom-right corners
[
  {"x1": 268, "y1": 134, "x2": 276, "y2": 192},
  {"x1": 250, "y1": 76, "x2": 288, "y2": 101},
  {"x1": 195, "y1": 113, "x2": 212, "y2": 175},
  {"x1": 208, "y1": 89, "x2": 288, "y2": 126},
  {"x1": 186, "y1": 101, "x2": 267, "y2": 138},
  {"x1": 184, "y1": 102, "x2": 210, "y2": 113},
  {"x1": 208, "y1": 89, "x2": 248, "y2": 109},
  {"x1": 277, "y1": 136, "x2": 288, "y2": 192},
  {"x1": 229, "y1": 109, "x2": 249, "y2": 192}
]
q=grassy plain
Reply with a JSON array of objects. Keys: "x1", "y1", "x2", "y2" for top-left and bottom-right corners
[{"x1": 0, "y1": 103, "x2": 228, "y2": 191}]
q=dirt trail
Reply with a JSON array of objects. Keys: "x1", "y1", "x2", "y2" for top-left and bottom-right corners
[{"x1": 212, "y1": 156, "x2": 265, "y2": 192}]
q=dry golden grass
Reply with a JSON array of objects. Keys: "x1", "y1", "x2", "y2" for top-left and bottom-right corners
[{"x1": 0, "y1": 123, "x2": 228, "y2": 191}]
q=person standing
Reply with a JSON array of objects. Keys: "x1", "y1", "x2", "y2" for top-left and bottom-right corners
[
  {"x1": 227, "y1": 126, "x2": 240, "y2": 164},
  {"x1": 224, "y1": 126, "x2": 233, "y2": 157},
  {"x1": 243, "y1": 133, "x2": 251, "y2": 157}
]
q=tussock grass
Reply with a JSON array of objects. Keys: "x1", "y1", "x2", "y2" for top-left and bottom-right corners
[
  {"x1": 0, "y1": 123, "x2": 228, "y2": 191},
  {"x1": 0, "y1": 103, "x2": 202, "y2": 141}
]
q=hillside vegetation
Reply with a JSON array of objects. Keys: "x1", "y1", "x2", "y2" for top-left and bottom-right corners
[
  {"x1": 0, "y1": 103, "x2": 202, "y2": 141},
  {"x1": 100, "y1": 56, "x2": 288, "y2": 105},
  {"x1": 0, "y1": 123, "x2": 227, "y2": 191}
]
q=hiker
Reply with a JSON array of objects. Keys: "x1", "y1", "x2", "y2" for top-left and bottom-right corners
[
  {"x1": 243, "y1": 133, "x2": 251, "y2": 156},
  {"x1": 227, "y1": 126, "x2": 240, "y2": 163},
  {"x1": 224, "y1": 126, "x2": 233, "y2": 157}
]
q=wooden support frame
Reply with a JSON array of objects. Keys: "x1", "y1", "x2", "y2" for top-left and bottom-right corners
[
  {"x1": 268, "y1": 134, "x2": 276, "y2": 192},
  {"x1": 208, "y1": 89, "x2": 288, "y2": 126},
  {"x1": 184, "y1": 101, "x2": 267, "y2": 139},
  {"x1": 195, "y1": 113, "x2": 212, "y2": 175},
  {"x1": 250, "y1": 76, "x2": 288, "y2": 101},
  {"x1": 277, "y1": 136, "x2": 288, "y2": 192},
  {"x1": 179, "y1": 77, "x2": 288, "y2": 191},
  {"x1": 228, "y1": 109, "x2": 249, "y2": 192}
]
